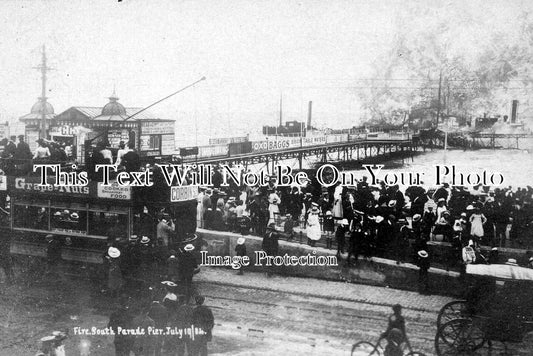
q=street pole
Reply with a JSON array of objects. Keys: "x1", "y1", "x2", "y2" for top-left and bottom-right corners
[
  {"x1": 34, "y1": 45, "x2": 53, "y2": 139},
  {"x1": 436, "y1": 70, "x2": 442, "y2": 128}
]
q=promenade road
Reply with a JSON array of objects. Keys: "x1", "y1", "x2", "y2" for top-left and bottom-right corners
[{"x1": 1, "y1": 265, "x2": 532, "y2": 355}]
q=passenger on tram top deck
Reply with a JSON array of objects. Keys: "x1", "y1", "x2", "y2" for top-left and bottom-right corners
[
  {"x1": 3, "y1": 136, "x2": 16, "y2": 158},
  {"x1": 122, "y1": 142, "x2": 141, "y2": 173},
  {"x1": 98, "y1": 141, "x2": 113, "y2": 164},
  {"x1": 114, "y1": 141, "x2": 128, "y2": 167},
  {"x1": 15, "y1": 135, "x2": 32, "y2": 161},
  {"x1": 33, "y1": 139, "x2": 51, "y2": 161}
]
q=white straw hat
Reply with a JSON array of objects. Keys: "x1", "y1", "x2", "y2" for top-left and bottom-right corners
[
  {"x1": 108, "y1": 247, "x2": 121, "y2": 258},
  {"x1": 418, "y1": 250, "x2": 428, "y2": 258}
]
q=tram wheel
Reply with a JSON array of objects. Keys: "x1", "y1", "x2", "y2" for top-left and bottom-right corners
[
  {"x1": 351, "y1": 341, "x2": 382, "y2": 356},
  {"x1": 435, "y1": 318, "x2": 486, "y2": 356}
]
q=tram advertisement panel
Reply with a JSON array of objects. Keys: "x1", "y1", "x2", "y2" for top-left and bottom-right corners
[
  {"x1": 96, "y1": 182, "x2": 131, "y2": 200},
  {"x1": 8, "y1": 176, "x2": 131, "y2": 200}
]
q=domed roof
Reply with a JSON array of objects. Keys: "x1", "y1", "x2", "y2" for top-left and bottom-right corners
[
  {"x1": 101, "y1": 90, "x2": 126, "y2": 116},
  {"x1": 30, "y1": 98, "x2": 54, "y2": 115}
]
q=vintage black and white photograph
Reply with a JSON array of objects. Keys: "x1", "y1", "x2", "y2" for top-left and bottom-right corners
[{"x1": 1, "y1": 0, "x2": 533, "y2": 355}]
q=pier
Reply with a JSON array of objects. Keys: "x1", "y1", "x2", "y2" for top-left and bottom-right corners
[{"x1": 181, "y1": 134, "x2": 416, "y2": 173}]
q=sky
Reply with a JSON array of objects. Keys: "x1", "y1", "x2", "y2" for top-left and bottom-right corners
[{"x1": 1, "y1": 0, "x2": 532, "y2": 145}]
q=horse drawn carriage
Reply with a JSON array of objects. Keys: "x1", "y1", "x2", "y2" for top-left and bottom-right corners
[{"x1": 435, "y1": 264, "x2": 533, "y2": 355}]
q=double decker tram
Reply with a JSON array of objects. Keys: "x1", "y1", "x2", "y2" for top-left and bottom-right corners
[{"x1": 0, "y1": 163, "x2": 198, "y2": 264}]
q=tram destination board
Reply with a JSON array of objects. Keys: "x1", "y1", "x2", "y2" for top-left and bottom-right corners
[{"x1": 170, "y1": 185, "x2": 198, "y2": 202}]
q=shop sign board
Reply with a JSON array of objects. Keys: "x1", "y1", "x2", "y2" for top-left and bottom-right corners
[
  {"x1": 141, "y1": 121, "x2": 174, "y2": 135},
  {"x1": 180, "y1": 147, "x2": 199, "y2": 156},
  {"x1": 161, "y1": 134, "x2": 175, "y2": 155},
  {"x1": 140, "y1": 135, "x2": 151, "y2": 151},
  {"x1": 108, "y1": 129, "x2": 130, "y2": 148},
  {"x1": 140, "y1": 151, "x2": 160, "y2": 157},
  {"x1": 50, "y1": 125, "x2": 76, "y2": 136}
]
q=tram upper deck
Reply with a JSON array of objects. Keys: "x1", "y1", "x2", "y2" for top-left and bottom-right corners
[{"x1": 0, "y1": 159, "x2": 197, "y2": 248}]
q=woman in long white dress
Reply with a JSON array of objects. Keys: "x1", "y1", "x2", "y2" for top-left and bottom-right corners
[
  {"x1": 197, "y1": 190, "x2": 204, "y2": 228},
  {"x1": 332, "y1": 184, "x2": 344, "y2": 219},
  {"x1": 469, "y1": 208, "x2": 487, "y2": 243},
  {"x1": 268, "y1": 190, "x2": 281, "y2": 225},
  {"x1": 306, "y1": 203, "x2": 322, "y2": 246}
]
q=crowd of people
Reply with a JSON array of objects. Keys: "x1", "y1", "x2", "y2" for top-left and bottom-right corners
[
  {"x1": 0, "y1": 135, "x2": 75, "y2": 168},
  {"x1": 194, "y1": 165, "x2": 533, "y2": 272},
  {"x1": 0, "y1": 149, "x2": 531, "y2": 353},
  {"x1": 39, "y1": 227, "x2": 213, "y2": 356},
  {"x1": 0, "y1": 135, "x2": 142, "y2": 178},
  {"x1": 107, "y1": 290, "x2": 214, "y2": 356},
  {"x1": 0, "y1": 135, "x2": 33, "y2": 174}
]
